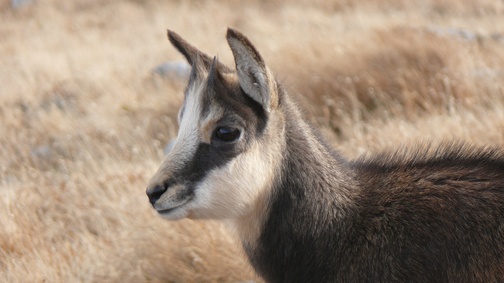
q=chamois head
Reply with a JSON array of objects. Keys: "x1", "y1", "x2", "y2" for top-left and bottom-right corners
[{"x1": 146, "y1": 29, "x2": 284, "y2": 220}]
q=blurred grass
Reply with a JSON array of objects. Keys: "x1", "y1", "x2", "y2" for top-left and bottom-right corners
[{"x1": 0, "y1": 0, "x2": 503, "y2": 282}]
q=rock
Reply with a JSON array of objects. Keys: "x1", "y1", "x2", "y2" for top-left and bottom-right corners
[
  {"x1": 11, "y1": 0, "x2": 34, "y2": 9},
  {"x1": 426, "y1": 27, "x2": 478, "y2": 41},
  {"x1": 30, "y1": 145, "x2": 53, "y2": 159},
  {"x1": 152, "y1": 61, "x2": 190, "y2": 79},
  {"x1": 40, "y1": 93, "x2": 77, "y2": 113}
]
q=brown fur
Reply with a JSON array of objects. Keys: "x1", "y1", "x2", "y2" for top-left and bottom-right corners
[{"x1": 151, "y1": 29, "x2": 504, "y2": 283}]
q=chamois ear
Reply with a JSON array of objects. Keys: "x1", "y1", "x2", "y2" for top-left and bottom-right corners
[
  {"x1": 167, "y1": 30, "x2": 213, "y2": 69},
  {"x1": 167, "y1": 30, "x2": 232, "y2": 73},
  {"x1": 226, "y1": 28, "x2": 278, "y2": 112}
]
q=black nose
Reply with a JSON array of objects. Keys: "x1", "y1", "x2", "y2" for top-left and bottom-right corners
[{"x1": 146, "y1": 185, "x2": 167, "y2": 205}]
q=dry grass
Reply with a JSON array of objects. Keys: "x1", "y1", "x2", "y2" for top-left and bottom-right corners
[{"x1": 1, "y1": 0, "x2": 503, "y2": 282}]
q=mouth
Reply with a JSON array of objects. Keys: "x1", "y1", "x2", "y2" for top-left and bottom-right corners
[{"x1": 155, "y1": 197, "x2": 193, "y2": 215}]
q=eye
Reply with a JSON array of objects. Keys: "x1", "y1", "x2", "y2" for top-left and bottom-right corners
[{"x1": 213, "y1": 126, "x2": 241, "y2": 142}]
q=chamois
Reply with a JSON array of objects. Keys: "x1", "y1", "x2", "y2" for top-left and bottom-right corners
[{"x1": 146, "y1": 28, "x2": 504, "y2": 282}]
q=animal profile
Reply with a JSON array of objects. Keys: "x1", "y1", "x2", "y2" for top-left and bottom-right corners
[{"x1": 146, "y1": 28, "x2": 504, "y2": 283}]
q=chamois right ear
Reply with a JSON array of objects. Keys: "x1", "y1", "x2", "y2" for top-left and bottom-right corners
[
  {"x1": 167, "y1": 30, "x2": 231, "y2": 73},
  {"x1": 226, "y1": 28, "x2": 278, "y2": 112}
]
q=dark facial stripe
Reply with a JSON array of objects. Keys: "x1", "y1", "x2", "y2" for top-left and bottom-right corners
[{"x1": 175, "y1": 141, "x2": 244, "y2": 195}]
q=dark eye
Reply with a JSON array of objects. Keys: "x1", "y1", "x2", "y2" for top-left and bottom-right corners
[{"x1": 213, "y1": 126, "x2": 241, "y2": 142}]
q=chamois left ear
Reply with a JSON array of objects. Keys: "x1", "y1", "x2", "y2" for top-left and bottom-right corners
[
  {"x1": 226, "y1": 28, "x2": 278, "y2": 112},
  {"x1": 168, "y1": 30, "x2": 232, "y2": 73}
]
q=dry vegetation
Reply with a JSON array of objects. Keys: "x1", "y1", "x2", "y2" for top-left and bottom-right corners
[{"x1": 1, "y1": 0, "x2": 503, "y2": 282}]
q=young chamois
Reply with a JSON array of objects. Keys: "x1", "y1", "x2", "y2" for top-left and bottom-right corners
[{"x1": 146, "y1": 28, "x2": 504, "y2": 282}]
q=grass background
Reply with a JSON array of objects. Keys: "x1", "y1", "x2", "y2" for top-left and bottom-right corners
[{"x1": 1, "y1": 0, "x2": 503, "y2": 282}]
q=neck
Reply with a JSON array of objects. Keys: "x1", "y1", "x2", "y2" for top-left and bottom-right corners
[
  {"x1": 238, "y1": 95, "x2": 358, "y2": 282},
  {"x1": 280, "y1": 95, "x2": 356, "y2": 203}
]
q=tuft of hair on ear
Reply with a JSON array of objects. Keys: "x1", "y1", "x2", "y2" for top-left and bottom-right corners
[{"x1": 226, "y1": 28, "x2": 278, "y2": 112}]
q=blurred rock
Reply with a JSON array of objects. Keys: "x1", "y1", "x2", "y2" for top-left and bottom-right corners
[
  {"x1": 152, "y1": 61, "x2": 190, "y2": 79},
  {"x1": 40, "y1": 93, "x2": 77, "y2": 113},
  {"x1": 426, "y1": 27, "x2": 478, "y2": 41},
  {"x1": 30, "y1": 145, "x2": 53, "y2": 159},
  {"x1": 163, "y1": 139, "x2": 176, "y2": 155},
  {"x1": 39, "y1": 83, "x2": 79, "y2": 114},
  {"x1": 11, "y1": 0, "x2": 34, "y2": 9}
]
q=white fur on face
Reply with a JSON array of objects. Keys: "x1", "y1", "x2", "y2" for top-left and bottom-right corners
[
  {"x1": 156, "y1": 135, "x2": 279, "y2": 223},
  {"x1": 148, "y1": 82, "x2": 205, "y2": 220},
  {"x1": 170, "y1": 83, "x2": 204, "y2": 165},
  {"x1": 184, "y1": 133, "x2": 281, "y2": 220},
  {"x1": 149, "y1": 76, "x2": 283, "y2": 226}
]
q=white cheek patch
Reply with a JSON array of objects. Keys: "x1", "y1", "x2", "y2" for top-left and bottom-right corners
[{"x1": 187, "y1": 139, "x2": 279, "y2": 219}]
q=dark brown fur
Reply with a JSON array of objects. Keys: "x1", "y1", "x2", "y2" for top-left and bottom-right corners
[
  {"x1": 252, "y1": 97, "x2": 504, "y2": 282},
  {"x1": 157, "y1": 29, "x2": 504, "y2": 283}
]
